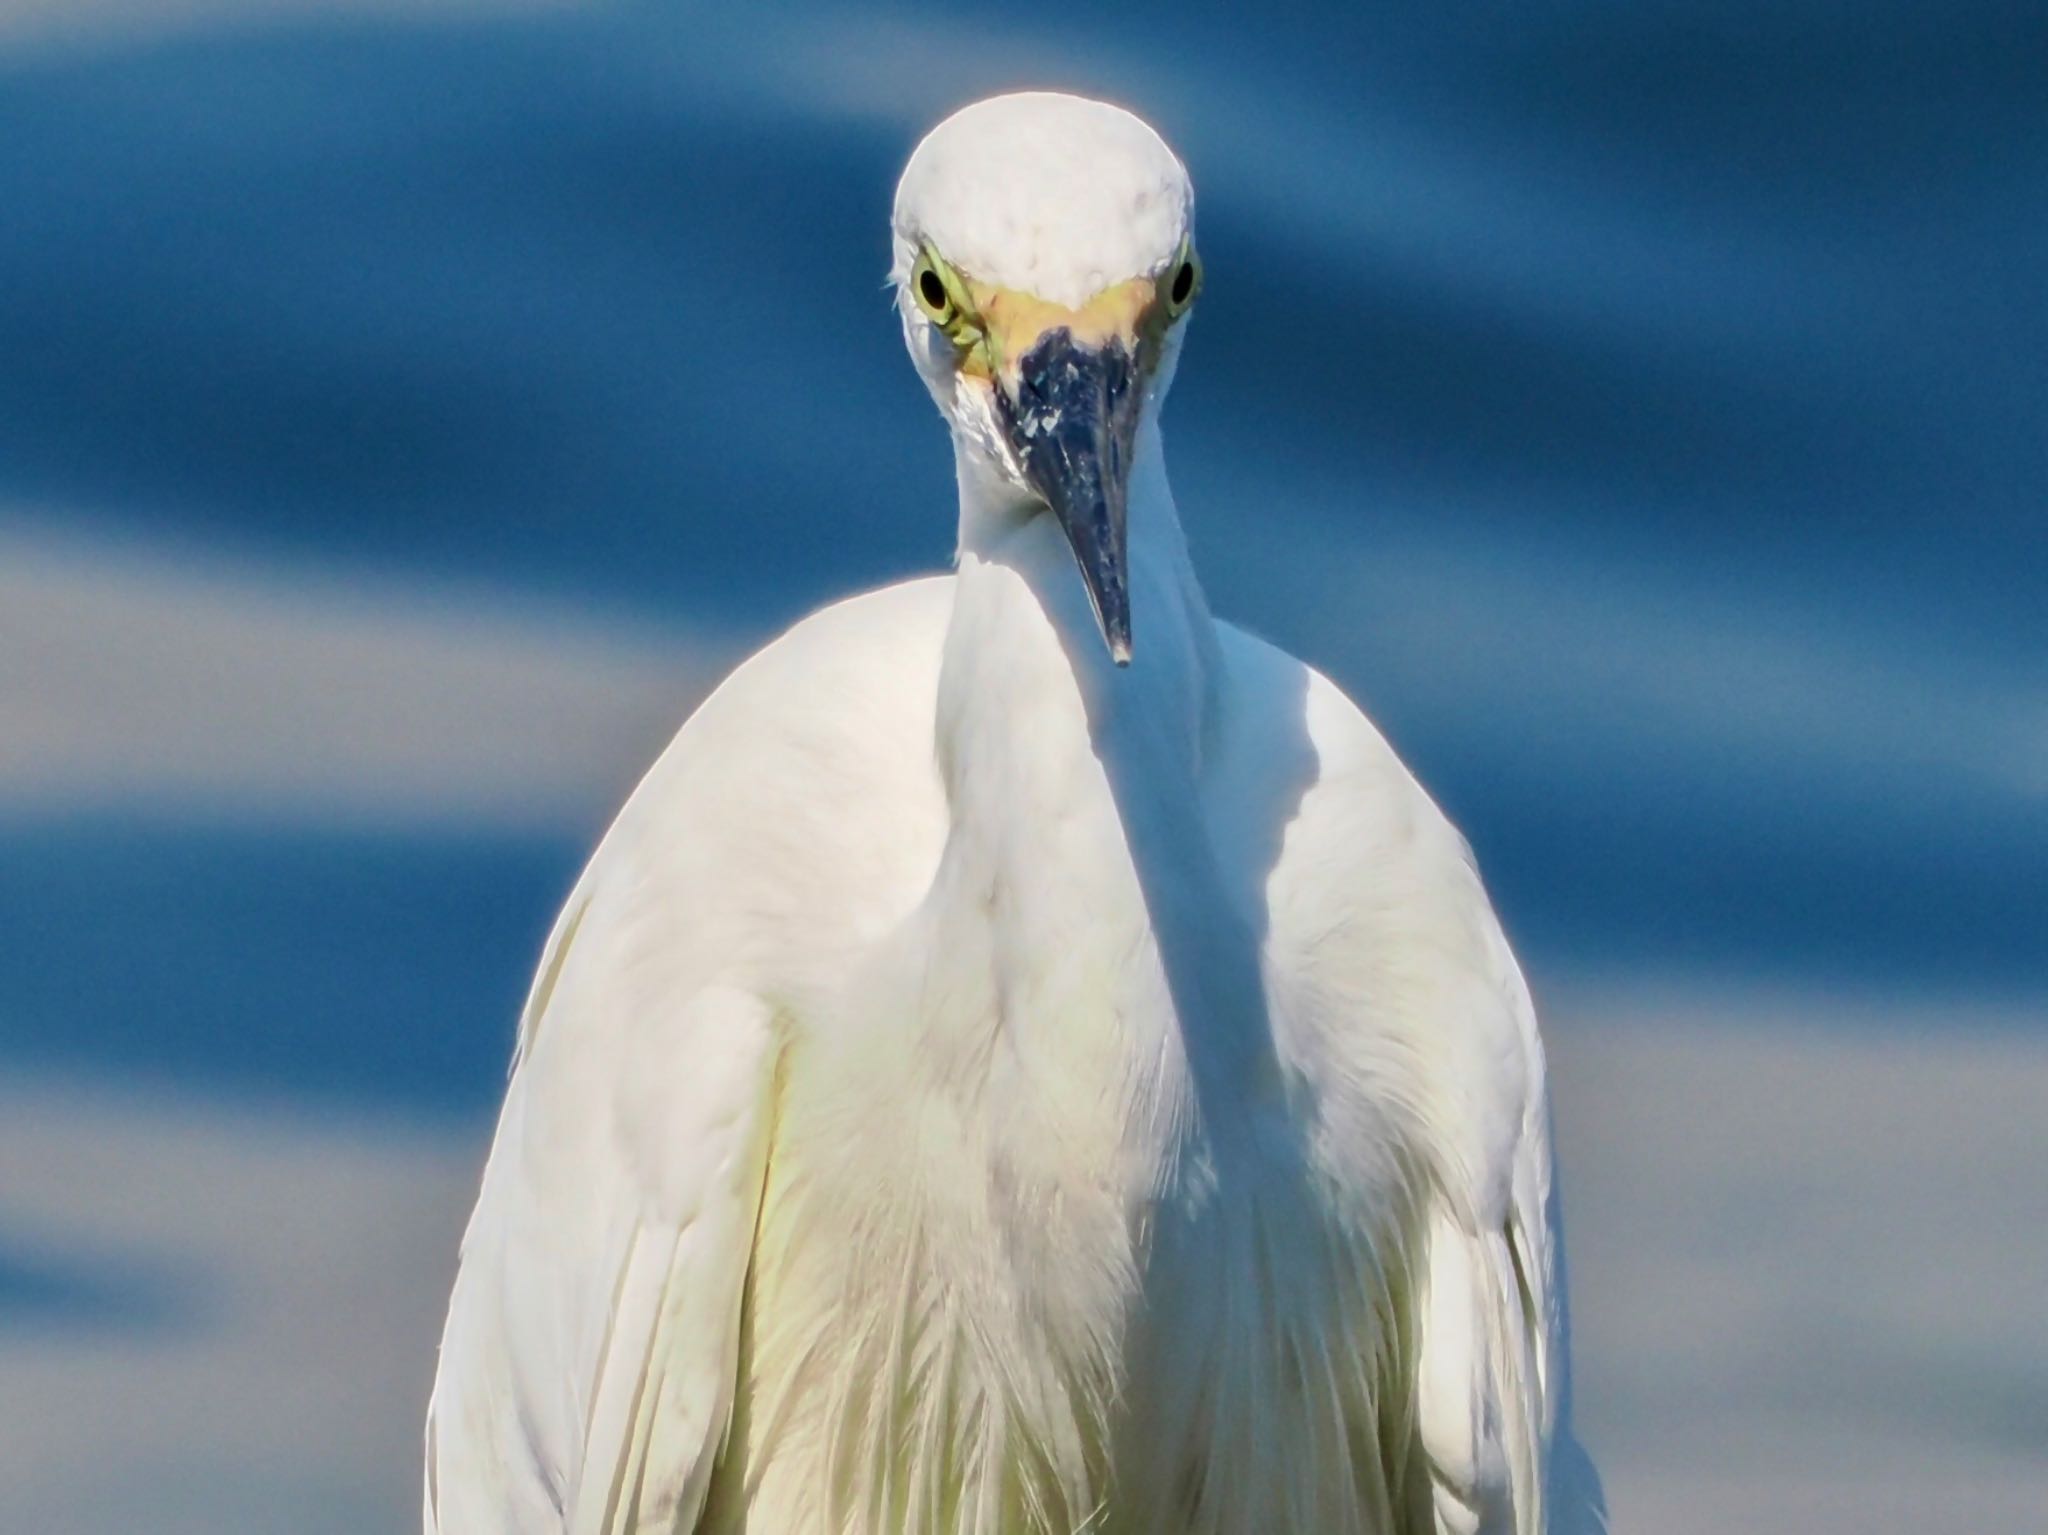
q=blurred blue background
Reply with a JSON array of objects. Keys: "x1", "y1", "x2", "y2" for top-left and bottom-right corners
[{"x1": 1, "y1": 2, "x2": 2042, "y2": 1530}]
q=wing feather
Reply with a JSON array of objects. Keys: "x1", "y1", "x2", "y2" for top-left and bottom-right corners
[
  {"x1": 426, "y1": 857, "x2": 780, "y2": 1535},
  {"x1": 1269, "y1": 645, "x2": 1604, "y2": 1535},
  {"x1": 426, "y1": 579, "x2": 954, "y2": 1535},
  {"x1": 1410, "y1": 912, "x2": 1606, "y2": 1535}
]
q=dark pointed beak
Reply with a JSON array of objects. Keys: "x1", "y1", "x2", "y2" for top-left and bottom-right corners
[{"x1": 994, "y1": 328, "x2": 1141, "y2": 665}]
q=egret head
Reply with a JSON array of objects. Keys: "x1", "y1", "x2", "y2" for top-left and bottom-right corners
[{"x1": 893, "y1": 92, "x2": 1201, "y2": 666}]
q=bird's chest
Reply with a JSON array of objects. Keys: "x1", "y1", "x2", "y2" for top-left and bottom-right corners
[{"x1": 730, "y1": 947, "x2": 1417, "y2": 1535}]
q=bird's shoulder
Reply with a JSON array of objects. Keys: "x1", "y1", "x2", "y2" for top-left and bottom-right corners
[
  {"x1": 622, "y1": 572, "x2": 954, "y2": 847},
  {"x1": 1214, "y1": 622, "x2": 1545, "y2": 1224},
  {"x1": 1211, "y1": 618, "x2": 1480, "y2": 910},
  {"x1": 511, "y1": 576, "x2": 958, "y2": 1063}
]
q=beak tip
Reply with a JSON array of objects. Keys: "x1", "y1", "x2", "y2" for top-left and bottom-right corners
[{"x1": 1109, "y1": 637, "x2": 1133, "y2": 668}]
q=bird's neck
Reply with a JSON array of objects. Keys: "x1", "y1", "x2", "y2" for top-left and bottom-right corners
[
  {"x1": 930, "y1": 422, "x2": 1278, "y2": 1113},
  {"x1": 937, "y1": 418, "x2": 1221, "y2": 853}
]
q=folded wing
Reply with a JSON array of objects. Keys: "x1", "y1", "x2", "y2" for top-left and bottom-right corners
[{"x1": 424, "y1": 860, "x2": 780, "y2": 1535}]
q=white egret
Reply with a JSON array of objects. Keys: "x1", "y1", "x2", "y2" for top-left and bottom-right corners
[{"x1": 425, "y1": 91, "x2": 1603, "y2": 1535}]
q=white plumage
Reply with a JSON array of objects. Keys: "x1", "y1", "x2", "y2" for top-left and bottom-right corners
[{"x1": 425, "y1": 91, "x2": 1603, "y2": 1535}]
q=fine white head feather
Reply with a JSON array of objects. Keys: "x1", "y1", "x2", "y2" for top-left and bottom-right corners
[{"x1": 892, "y1": 92, "x2": 1192, "y2": 308}]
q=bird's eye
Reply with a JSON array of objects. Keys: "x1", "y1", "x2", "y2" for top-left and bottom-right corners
[
  {"x1": 1163, "y1": 250, "x2": 1201, "y2": 316},
  {"x1": 913, "y1": 256, "x2": 956, "y2": 323}
]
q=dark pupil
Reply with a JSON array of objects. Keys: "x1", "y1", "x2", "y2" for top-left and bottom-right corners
[
  {"x1": 919, "y1": 268, "x2": 949, "y2": 311},
  {"x1": 1170, "y1": 261, "x2": 1195, "y2": 305}
]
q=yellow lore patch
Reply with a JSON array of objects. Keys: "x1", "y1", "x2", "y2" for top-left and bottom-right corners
[
  {"x1": 913, "y1": 238, "x2": 1193, "y2": 382},
  {"x1": 960, "y1": 275, "x2": 1159, "y2": 380}
]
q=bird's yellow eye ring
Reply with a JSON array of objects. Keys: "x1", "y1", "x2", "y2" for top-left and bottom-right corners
[
  {"x1": 911, "y1": 247, "x2": 992, "y2": 365},
  {"x1": 1162, "y1": 247, "x2": 1201, "y2": 318},
  {"x1": 912, "y1": 253, "x2": 958, "y2": 325}
]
